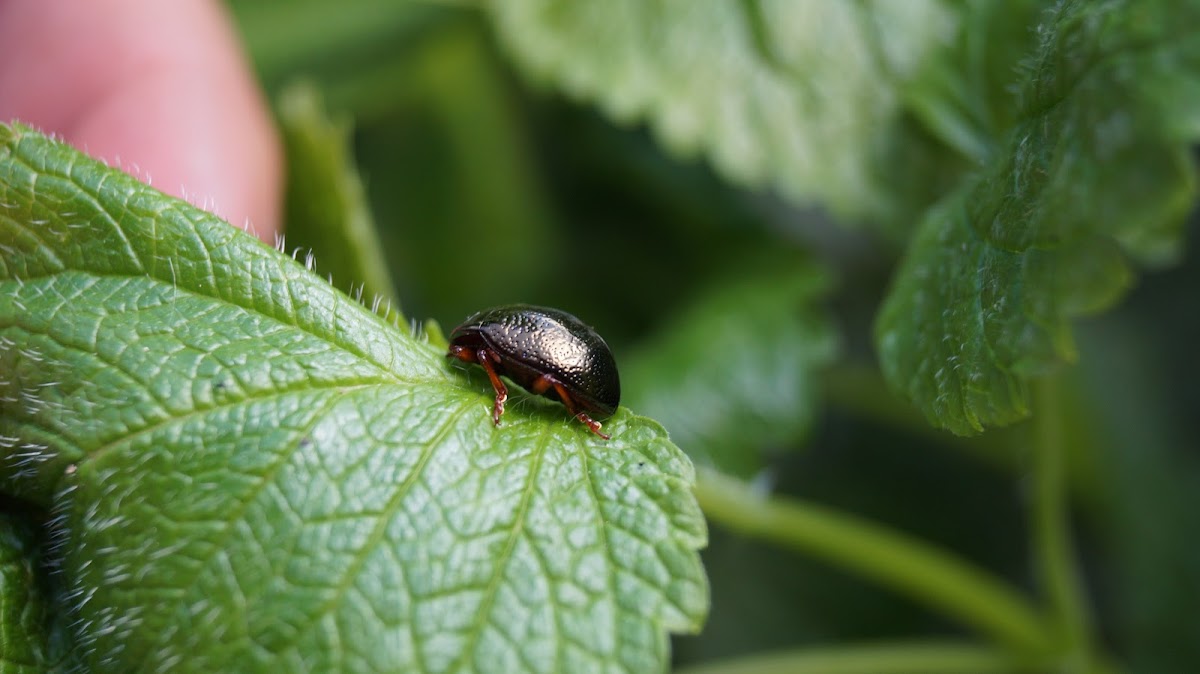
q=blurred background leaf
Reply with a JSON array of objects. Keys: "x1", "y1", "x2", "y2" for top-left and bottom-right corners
[
  {"x1": 0, "y1": 512, "x2": 52, "y2": 674},
  {"x1": 622, "y1": 260, "x2": 837, "y2": 477},
  {"x1": 486, "y1": 0, "x2": 963, "y2": 229},
  {"x1": 0, "y1": 510, "x2": 80, "y2": 673},
  {"x1": 278, "y1": 81, "x2": 399, "y2": 309},
  {"x1": 876, "y1": 0, "x2": 1200, "y2": 434},
  {"x1": 1076, "y1": 262, "x2": 1200, "y2": 674},
  {"x1": 213, "y1": 2, "x2": 1200, "y2": 672}
]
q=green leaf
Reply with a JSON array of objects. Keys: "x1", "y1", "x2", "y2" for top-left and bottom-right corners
[
  {"x1": 902, "y1": 0, "x2": 1045, "y2": 164},
  {"x1": 875, "y1": 0, "x2": 1200, "y2": 434},
  {"x1": 0, "y1": 514, "x2": 51, "y2": 673},
  {"x1": 228, "y1": 0, "x2": 440, "y2": 89},
  {"x1": 622, "y1": 262, "x2": 837, "y2": 477},
  {"x1": 0, "y1": 124, "x2": 707, "y2": 672},
  {"x1": 0, "y1": 509, "x2": 82, "y2": 674},
  {"x1": 348, "y1": 17, "x2": 563, "y2": 325},
  {"x1": 278, "y1": 81, "x2": 399, "y2": 309},
  {"x1": 486, "y1": 0, "x2": 960, "y2": 223}
]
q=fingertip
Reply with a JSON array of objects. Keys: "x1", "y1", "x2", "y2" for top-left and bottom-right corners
[{"x1": 0, "y1": 0, "x2": 282, "y2": 240}]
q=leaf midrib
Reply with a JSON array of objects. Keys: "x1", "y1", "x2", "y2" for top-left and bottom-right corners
[{"x1": 1, "y1": 267, "x2": 428, "y2": 383}]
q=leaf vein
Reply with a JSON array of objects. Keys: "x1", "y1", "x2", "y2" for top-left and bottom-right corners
[
  {"x1": 277, "y1": 401, "x2": 473, "y2": 659},
  {"x1": 451, "y1": 428, "x2": 553, "y2": 673}
]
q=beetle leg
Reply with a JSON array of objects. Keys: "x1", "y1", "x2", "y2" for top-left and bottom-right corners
[
  {"x1": 528, "y1": 374, "x2": 554, "y2": 396},
  {"x1": 543, "y1": 378, "x2": 610, "y2": 440},
  {"x1": 574, "y1": 412, "x2": 609, "y2": 440},
  {"x1": 446, "y1": 344, "x2": 472, "y2": 362},
  {"x1": 474, "y1": 348, "x2": 508, "y2": 426}
]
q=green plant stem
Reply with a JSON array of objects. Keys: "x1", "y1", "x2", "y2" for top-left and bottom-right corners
[
  {"x1": 674, "y1": 640, "x2": 1043, "y2": 674},
  {"x1": 1031, "y1": 375, "x2": 1094, "y2": 671},
  {"x1": 694, "y1": 469, "x2": 1051, "y2": 654}
]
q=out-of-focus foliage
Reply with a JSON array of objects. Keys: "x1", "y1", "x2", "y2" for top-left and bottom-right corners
[
  {"x1": 487, "y1": 0, "x2": 960, "y2": 228},
  {"x1": 233, "y1": 1, "x2": 1200, "y2": 672},
  {"x1": 278, "y1": 82, "x2": 399, "y2": 307},
  {"x1": 0, "y1": 515, "x2": 53, "y2": 674},
  {"x1": 0, "y1": 0, "x2": 1195, "y2": 671},
  {"x1": 877, "y1": 0, "x2": 1200, "y2": 434},
  {"x1": 622, "y1": 261, "x2": 838, "y2": 477}
]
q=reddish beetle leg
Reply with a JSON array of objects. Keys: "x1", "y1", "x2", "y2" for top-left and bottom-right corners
[
  {"x1": 530, "y1": 374, "x2": 610, "y2": 440},
  {"x1": 449, "y1": 345, "x2": 610, "y2": 439},
  {"x1": 448, "y1": 345, "x2": 508, "y2": 425}
]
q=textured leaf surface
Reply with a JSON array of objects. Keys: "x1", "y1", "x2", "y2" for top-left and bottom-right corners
[
  {"x1": 876, "y1": 0, "x2": 1200, "y2": 434},
  {"x1": 487, "y1": 0, "x2": 958, "y2": 222},
  {"x1": 622, "y1": 264, "x2": 836, "y2": 477},
  {"x1": 0, "y1": 124, "x2": 707, "y2": 672}
]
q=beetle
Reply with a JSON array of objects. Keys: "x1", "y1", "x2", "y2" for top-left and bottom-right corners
[{"x1": 447, "y1": 304, "x2": 620, "y2": 439}]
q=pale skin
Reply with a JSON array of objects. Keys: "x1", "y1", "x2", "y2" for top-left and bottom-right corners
[{"x1": 0, "y1": 0, "x2": 282, "y2": 241}]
